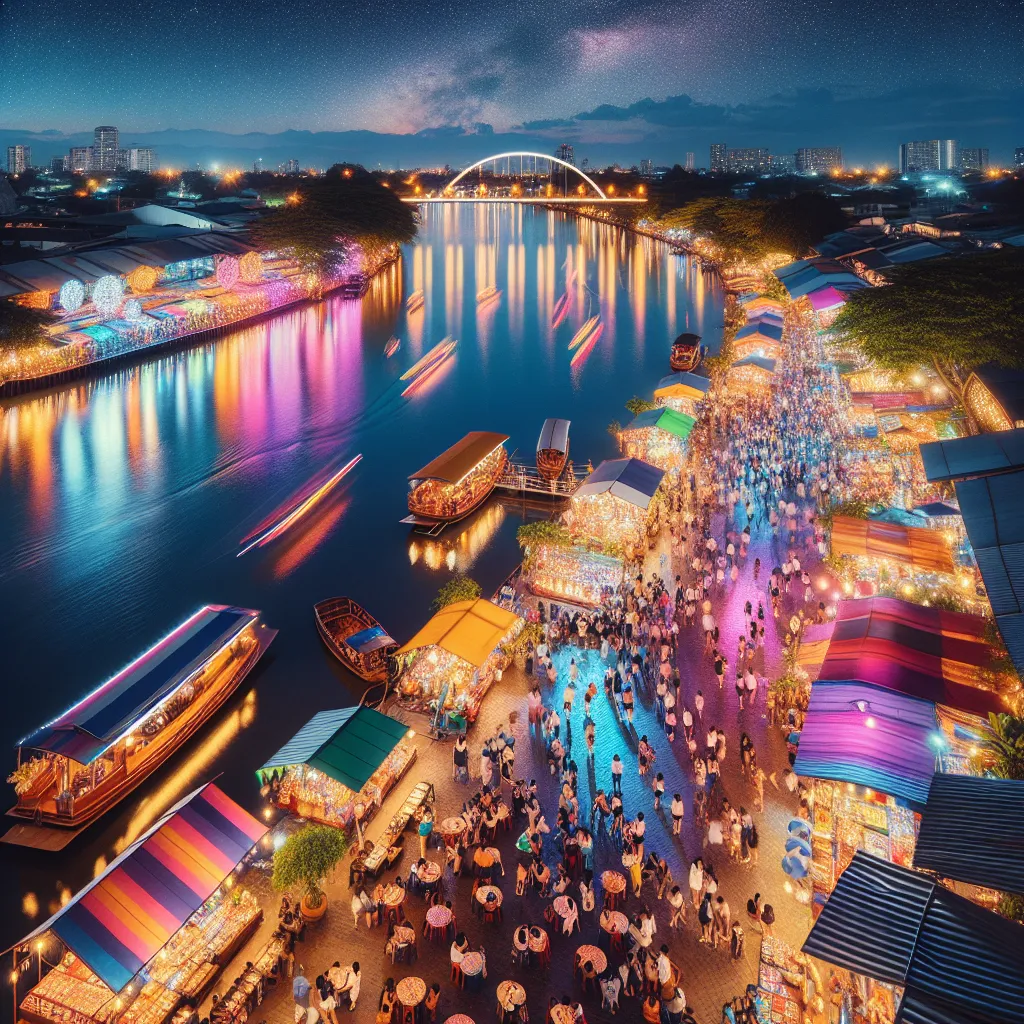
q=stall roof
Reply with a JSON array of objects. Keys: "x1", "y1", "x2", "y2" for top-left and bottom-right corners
[
  {"x1": 829, "y1": 515, "x2": 956, "y2": 575},
  {"x1": 803, "y1": 852, "x2": 1024, "y2": 1024},
  {"x1": 653, "y1": 372, "x2": 711, "y2": 400},
  {"x1": 955, "y1": 468, "x2": 1024, "y2": 676},
  {"x1": 537, "y1": 418, "x2": 570, "y2": 455},
  {"x1": 730, "y1": 355, "x2": 777, "y2": 373},
  {"x1": 793, "y1": 680, "x2": 939, "y2": 809},
  {"x1": 409, "y1": 431, "x2": 509, "y2": 483},
  {"x1": 19, "y1": 606, "x2": 260, "y2": 765},
  {"x1": 920, "y1": 428, "x2": 1024, "y2": 483},
  {"x1": 735, "y1": 320, "x2": 784, "y2": 343},
  {"x1": 574, "y1": 457, "x2": 665, "y2": 509},
  {"x1": 815, "y1": 597, "x2": 1004, "y2": 716},
  {"x1": 914, "y1": 774, "x2": 1024, "y2": 896},
  {"x1": 624, "y1": 407, "x2": 696, "y2": 440},
  {"x1": 395, "y1": 598, "x2": 519, "y2": 668},
  {"x1": 258, "y1": 706, "x2": 410, "y2": 792},
  {"x1": 13, "y1": 783, "x2": 267, "y2": 993}
]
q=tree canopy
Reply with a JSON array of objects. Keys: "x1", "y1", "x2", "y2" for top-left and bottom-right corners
[
  {"x1": 432, "y1": 574, "x2": 482, "y2": 610},
  {"x1": 0, "y1": 299, "x2": 51, "y2": 353}
]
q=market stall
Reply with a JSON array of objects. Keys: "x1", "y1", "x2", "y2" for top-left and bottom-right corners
[
  {"x1": 753, "y1": 936, "x2": 820, "y2": 1024},
  {"x1": 619, "y1": 407, "x2": 696, "y2": 471},
  {"x1": 528, "y1": 544, "x2": 624, "y2": 608},
  {"x1": 394, "y1": 599, "x2": 522, "y2": 721},
  {"x1": 652, "y1": 371, "x2": 711, "y2": 418},
  {"x1": 829, "y1": 515, "x2": 956, "y2": 576},
  {"x1": 564, "y1": 457, "x2": 665, "y2": 550},
  {"x1": 733, "y1": 318, "x2": 784, "y2": 362},
  {"x1": 10, "y1": 784, "x2": 269, "y2": 1024},
  {"x1": 257, "y1": 706, "x2": 416, "y2": 833},
  {"x1": 726, "y1": 355, "x2": 777, "y2": 397}
]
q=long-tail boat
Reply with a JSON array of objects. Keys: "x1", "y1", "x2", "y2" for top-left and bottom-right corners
[
  {"x1": 401, "y1": 341, "x2": 456, "y2": 396},
  {"x1": 670, "y1": 332, "x2": 703, "y2": 371},
  {"x1": 402, "y1": 431, "x2": 509, "y2": 528},
  {"x1": 400, "y1": 337, "x2": 456, "y2": 381},
  {"x1": 406, "y1": 290, "x2": 424, "y2": 313},
  {"x1": 536, "y1": 418, "x2": 571, "y2": 480},
  {"x1": 5, "y1": 606, "x2": 276, "y2": 848},
  {"x1": 568, "y1": 316, "x2": 600, "y2": 351},
  {"x1": 314, "y1": 597, "x2": 396, "y2": 682}
]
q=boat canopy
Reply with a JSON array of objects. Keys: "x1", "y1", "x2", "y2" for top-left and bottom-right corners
[
  {"x1": 654, "y1": 372, "x2": 711, "y2": 401},
  {"x1": 624, "y1": 407, "x2": 696, "y2": 440},
  {"x1": 409, "y1": 431, "x2": 509, "y2": 484},
  {"x1": 575, "y1": 458, "x2": 665, "y2": 510},
  {"x1": 10, "y1": 783, "x2": 267, "y2": 993},
  {"x1": 19, "y1": 605, "x2": 260, "y2": 765},
  {"x1": 395, "y1": 598, "x2": 519, "y2": 668},
  {"x1": 671, "y1": 332, "x2": 701, "y2": 349},
  {"x1": 344, "y1": 624, "x2": 395, "y2": 654},
  {"x1": 537, "y1": 418, "x2": 571, "y2": 455},
  {"x1": 258, "y1": 706, "x2": 410, "y2": 791}
]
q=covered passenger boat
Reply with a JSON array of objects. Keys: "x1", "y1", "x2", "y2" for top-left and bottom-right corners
[
  {"x1": 403, "y1": 431, "x2": 509, "y2": 529},
  {"x1": 536, "y1": 418, "x2": 571, "y2": 480},
  {"x1": 669, "y1": 332, "x2": 703, "y2": 372},
  {"x1": 5, "y1": 606, "x2": 276, "y2": 848},
  {"x1": 314, "y1": 597, "x2": 396, "y2": 682}
]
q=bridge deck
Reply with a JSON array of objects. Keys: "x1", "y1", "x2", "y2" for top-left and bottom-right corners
[
  {"x1": 402, "y1": 197, "x2": 646, "y2": 204},
  {"x1": 495, "y1": 462, "x2": 579, "y2": 499}
]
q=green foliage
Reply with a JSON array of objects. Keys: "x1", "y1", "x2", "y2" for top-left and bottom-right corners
[
  {"x1": 998, "y1": 892, "x2": 1024, "y2": 924},
  {"x1": 0, "y1": 300, "x2": 51, "y2": 352},
  {"x1": 819, "y1": 498, "x2": 872, "y2": 532},
  {"x1": 516, "y1": 521, "x2": 576, "y2": 572},
  {"x1": 503, "y1": 620, "x2": 544, "y2": 660},
  {"x1": 272, "y1": 825, "x2": 348, "y2": 907},
  {"x1": 432, "y1": 574, "x2": 482, "y2": 610},
  {"x1": 761, "y1": 274, "x2": 789, "y2": 303},
  {"x1": 983, "y1": 713, "x2": 1024, "y2": 780},
  {"x1": 624, "y1": 396, "x2": 658, "y2": 416},
  {"x1": 607, "y1": 420, "x2": 623, "y2": 438}
]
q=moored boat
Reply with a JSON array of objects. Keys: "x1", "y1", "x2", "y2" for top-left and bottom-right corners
[
  {"x1": 5, "y1": 605, "x2": 276, "y2": 846},
  {"x1": 476, "y1": 285, "x2": 501, "y2": 305},
  {"x1": 536, "y1": 418, "x2": 571, "y2": 480},
  {"x1": 314, "y1": 597, "x2": 397, "y2": 682},
  {"x1": 670, "y1": 332, "x2": 703, "y2": 371},
  {"x1": 404, "y1": 431, "x2": 509, "y2": 526},
  {"x1": 400, "y1": 337, "x2": 456, "y2": 381},
  {"x1": 384, "y1": 336, "x2": 401, "y2": 358}
]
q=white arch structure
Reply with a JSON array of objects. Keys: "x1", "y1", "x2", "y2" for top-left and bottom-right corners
[{"x1": 445, "y1": 151, "x2": 607, "y2": 199}]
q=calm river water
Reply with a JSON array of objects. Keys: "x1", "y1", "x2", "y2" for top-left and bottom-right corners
[{"x1": 0, "y1": 205, "x2": 724, "y2": 946}]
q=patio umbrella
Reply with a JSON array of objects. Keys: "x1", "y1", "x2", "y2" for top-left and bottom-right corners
[
  {"x1": 782, "y1": 852, "x2": 809, "y2": 879},
  {"x1": 293, "y1": 975, "x2": 311, "y2": 1005},
  {"x1": 787, "y1": 818, "x2": 811, "y2": 839},
  {"x1": 785, "y1": 836, "x2": 811, "y2": 857}
]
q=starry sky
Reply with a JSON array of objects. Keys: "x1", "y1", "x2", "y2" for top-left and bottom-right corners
[{"x1": 2, "y1": 0, "x2": 1023, "y2": 165}]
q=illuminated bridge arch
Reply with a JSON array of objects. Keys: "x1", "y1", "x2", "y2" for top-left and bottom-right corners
[{"x1": 445, "y1": 151, "x2": 607, "y2": 199}]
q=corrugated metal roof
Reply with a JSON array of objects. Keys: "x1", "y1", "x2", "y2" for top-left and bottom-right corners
[
  {"x1": 574, "y1": 457, "x2": 665, "y2": 508},
  {"x1": 914, "y1": 774, "x2": 1024, "y2": 895},
  {"x1": 920, "y1": 429, "x2": 1024, "y2": 483},
  {"x1": 258, "y1": 708, "x2": 357, "y2": 774}
]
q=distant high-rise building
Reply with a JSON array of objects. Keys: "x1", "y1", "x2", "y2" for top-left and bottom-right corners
[
  {"x1": 49, "y1": 156, "x2": 68, "y2": 173},
  {"x1": 69, "y1": 147, "x2": 92, "y2": 172},
  {"x1": 6, "y1": 145, "x2": 30, "y2": 174},
  {"x1": 93, "y1": 126, "x2": 119, "y2": 171},
  {"x1": 727, "y1": 148, "x2": 771, "y2": 175},
  {"x1": 1015, "y1": 148, "x2": 1024, "y2": 168},
  {"x1": 639, "y1": 158, "x2": 653, "y2": 177},
  {"x1": 685, "y1": 152, "x2": 695, "y2": 170},
  {"x1": 958, "y1": 147, "x2": 989, "y2": 172},
  {"x1": 285, "y1": 158, "x2": 300, "y2": 174},
  {"x1": 795, "y1": 147, "x2": 842, "y2": 174},
  {"x1": 555, "y1": 143, "x2": 575, "y2": 166},
  {"x1": 710, "y1": 143, "x2": 727, "y2": 172},
  {"x1": 770, "y1": 153, "x2": 796, "y2": 174},
  {"x1": 580, "y1": 157, "x2": 590, "y2": 171},
  {"x1": 123, "y1": 147, "x2": 156, "y2": 172},
  {"x1": 899, "y1": 139, "x2": 958, "y2": 173}
]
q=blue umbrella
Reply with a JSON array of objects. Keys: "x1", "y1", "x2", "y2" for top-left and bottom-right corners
[
  {"x1": 788, "y1": 817, "x2": 811, "y2": 839},
  {"x1": 786, "y1": 836, "x2": 812, "y2": 857},
  {"x1": 293, "y1": 975, "x2": 311, "y2": 1006},
  {"x1": 782, "y1": 853, "x2": 809, "y2": 879}
]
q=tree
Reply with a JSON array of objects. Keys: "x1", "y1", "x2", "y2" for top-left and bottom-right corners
[
  {"x1": 272, "y1": 825, "x2": 348, "y2": 910},
  {"x1": 0, "y1": 299, "x2": 51, "y2": 353},
  {"x1": 432, "y1": 574, "x2": 481, "y2": 610},
  {"x1": 624, "y1": 396, "x2": 658, "y2": 416},
  {"x1": 982, "y1": 713, "x2": 1024, "y2": 780},
  {"x1": 833, "y1": 250, "x2": 1024, "y2": 427},
  {"x1": 762, "y1": 192, "x2": 847, "y2": 257}
]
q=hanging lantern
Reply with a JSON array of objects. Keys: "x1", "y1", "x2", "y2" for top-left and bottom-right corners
[
  {"x1": 216, "y1": 255, "x2": 240, "y2": 290},
  {"x1": 92, "y1": 276, "x2": 125, "y2": 318},
  {"x1": 127, "y1": 265, "x2": 159, "y2": 294},
  {"x1": 124, "y1": 298, "x2": 144, "y2": 322},
  {"x1": 59, "y1": 279, "x2": 86, "y2": 314},
  {"x1": 239, "y1": 251, "x2": 263, "y2": 284}
]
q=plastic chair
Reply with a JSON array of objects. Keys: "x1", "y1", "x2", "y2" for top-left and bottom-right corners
[{"x1": 450, "y1": 963, "x2": 465, "y2": 987}]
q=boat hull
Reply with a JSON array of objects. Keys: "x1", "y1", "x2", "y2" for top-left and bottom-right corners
[
  {"x1": 536, "y1": 447, "x2": 568, "y2": 481},
  {"x1": 407, "y1": 448, "x2": 507, "y2": 525},
  {"x1": 314, "y1": 597, "x2": 396, "y2": 682},
  {"x1": 670, "y1": 346, "x2": 702, "y2": 372}
]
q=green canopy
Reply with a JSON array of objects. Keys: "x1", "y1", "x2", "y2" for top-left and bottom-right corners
[
  {"x1": 258, "y1": 706, "x2": 411, "y2": 793},
  {"x1": 625, "y1": 407, "x2": 696, "y2": 440}
]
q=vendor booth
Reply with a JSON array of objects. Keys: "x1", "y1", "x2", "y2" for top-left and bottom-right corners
[
  {"x1": 652, "y1": 371, "x2": 710, "y2": 418},
  {"x1": 733, "y1": 318, "x2": 784, "y2": 362},
  {"x1": 257, "y1": 706, "x2": 416, "y2": 832},
  {"x1": 619, "y1": 408, "x2": 696, "y2": 471},
  {"x1": 394, "y1": 599, "x2": 522, "y2": 722},
  {"x1": 726, "y1": 355, "x2": 776, "y2": 397},
  {"x1": 528, "y1": 545, "x2": 624, "y2": 608},
  {"x1": 738, "y1": 294, "x2": 784, "y2": 317},
  {"x1": 829, "y1": 515, "x2": 956, "y2": 576},
  {"x1": 565, "y1": 458, "x2": 665, "y2": 548},
  {"x1": 9, "y1": 784, "x2": 271, "y2": 1024}
]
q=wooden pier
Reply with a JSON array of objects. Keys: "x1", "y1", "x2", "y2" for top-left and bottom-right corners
[{"x1": 494, "y1": 461, "x2": 579, "y2": 499}]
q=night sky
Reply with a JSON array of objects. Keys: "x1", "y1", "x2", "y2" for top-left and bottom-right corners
[{"x1": 2, "y1": 0, "x2": 1023, "y2": 164}]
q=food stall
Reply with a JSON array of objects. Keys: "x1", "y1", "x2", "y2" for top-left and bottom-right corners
[
  {"x1": 529, "y1": 544, "x2": 624, "y2": 608},
  {"x1": 257, "y1": 706, "x2": 416, "y2": 832},
  {"x1": 11, "y1": 785, "x2": 269, "y2": 1024},
  {"x1": 725, "y1": 355, "x2": 777, "y2": 398},
  {"x1": 564, "y1": 458, "x2": 665, "y2": 551},
  {"x1": 652, "y1": 371, "x2": 711, "y2": 419},
  {"x1": 733, "y1": 317, "x2": 784, "y2": 362},
  {"x1": 394, "y1": 599, "x2": 522, "y2": 721},
  {"x1": 829, "y1": 515, "x2": 956, "y2": 577},
  {"x1": 619, "y1": 408, "x2": 695, "y2": 472}
]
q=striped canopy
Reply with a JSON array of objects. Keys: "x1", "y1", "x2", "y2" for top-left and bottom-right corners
[
  {"x1": 20, "y1": 784, "x2": 266, "y2": 993},
  {"x1": 830, "y1": 515, "x2": 956, "y2": 575}
]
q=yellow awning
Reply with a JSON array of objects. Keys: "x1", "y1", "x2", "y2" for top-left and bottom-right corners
[{"x1": 396, "y1": 598, "x2": 520, "y2": 668}]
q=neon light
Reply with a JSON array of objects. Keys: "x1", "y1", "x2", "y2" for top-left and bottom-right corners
[
  {"x1": 59, "y1": 279, "x2": 86, "y2": 314},
  {"x1": 238, "y1": 455, "x2": 362, "y2": 557}
]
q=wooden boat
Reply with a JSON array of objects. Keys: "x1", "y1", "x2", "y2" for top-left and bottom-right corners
[
  {"x1": 384, "y1": 336, "x2": 401, "y2": 358},
  {"x1": 570, "y1": 323, "x2": 604, "y2": 368},
  {"x1": 314, "y1": 597, "x2": 396, "y2": 682},
  {"x1": 536, "y1": 418, "x2": 571, "y2": 480},
  {"x1": 404, "y1": 431, "x2": 509, "y2": 526},
  {"x1": 5, "y1": 606, "x2": 276, "y2": 845},
  {"x1": 400, "y1": 337, "x2": 456, "y2": 381},
  {"x1": 568, "y1": 315, "x2": 600, "y2": 351},
  {"x1": 238, "y1": 455, "x2": 362, "y2": 556},
  {"x1": 670, "y1": 332, "x2": 703, "y2": 372},
  {"x1": 401, "y1": 341, "x2": 456, "y2": 396}
]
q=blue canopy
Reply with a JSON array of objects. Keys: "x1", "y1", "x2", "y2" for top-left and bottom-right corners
[{"x1": 575, "y1": 458, "x2": 665, "y2": 509}]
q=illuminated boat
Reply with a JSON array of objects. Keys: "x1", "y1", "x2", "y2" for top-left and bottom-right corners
[
  {"x1": 400, "y1": 337, "x2": 456, "y2": 381},
  {"x1": 403, "y1": 431, "x2": 509, "y2": 528},
  {"x1": 476, "y1": 285, "x2": 501, "y2": 304},
  {"x1": 551, "y1": 293, "x2": 570, "y2": 328},
  {"x1": 314, "y1": 597, "x2": 397, "y2": 682},
  {"x1": 385, "y1": 336, "x2": 401, "y2": 358},
  {"x1": 670, "y1": 332, "x2": 704, "y2": 371},
  {"x1": 571, "y1": 323, "x2": 604, "y2": 367},
  {"x1": 401, "y1": 342, "x2": 456, "y2": 396},
  {"x1": 5, "y1": 606, "x2": 276, "y2": 846},
  {"x1": 238, "y1": 455, "x2": 362, "y2": 556},
  {"x1": 568, "y1": 316, "x2": 600, "y2": 351},
  {"x1": 406, "y1": 290, "x2": 424, "y2": 312},
  {"x1": 536, "y1": 418, "x2": 571, "y2": 480}
]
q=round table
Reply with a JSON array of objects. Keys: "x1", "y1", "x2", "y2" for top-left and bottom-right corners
[
  {"x1": 496, "y1": 981, "x2": 526, "y2": 1008},
  {"x1": 475, "y1": 885, "x2": 503, "y2": 907},
  {"x1": 527, "y1": 928, "x2": 548, "y2": 953},
  {"x1": 444, "y1": 1017, "x2": 474, "y2": 1024},
  {"x1": 552, "y1": 895, "x2": 573, "y2": 918},
  {"x1": 440, "y1": 817, "x2": 468, "y2": 844},
  {"x1": 460, "y1": 952, "x2": 484, "y2": 977},
  {"x1": 601, "y1": 870, "x2": 626, "y2": 894},
  {"x1": 600, "y1": 910, "x2": 629, "y2": 934},
  {"x1": 396, "y1": 977, "x2": 426, "y2": 1007},
  {"x1": 382, "y1": 884, "x2": 406, "y2": 907},
  {"x1": 576, "y1": 944, "x2": 607, "y2": 973},
  {"x1": 419, "y1": 861, "x2": 442, "y2": 884},
  {"x1": 549, "y1": 1005, "x2": 574, "y2": 1024},
  {"x1": 426, "y1": 905, "x2": 453, "y2": 928}
]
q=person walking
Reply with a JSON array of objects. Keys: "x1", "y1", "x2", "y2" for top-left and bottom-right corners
[{"x1": 611, "y1": 754, "x2": 623, "y2": 795}]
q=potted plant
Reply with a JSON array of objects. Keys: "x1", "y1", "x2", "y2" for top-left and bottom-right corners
[{"x1": 272, "y1": 825, "x2": 348, "y2": 922}]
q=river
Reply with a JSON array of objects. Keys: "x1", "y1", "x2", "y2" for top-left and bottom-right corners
[{"x1": 0, "y1": 204, "x2": 724, "y2": 947}]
